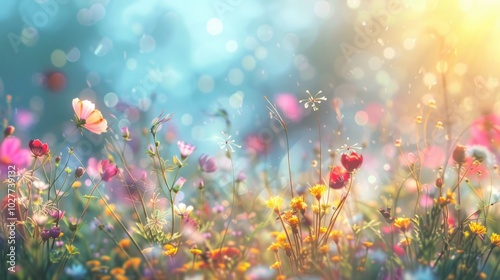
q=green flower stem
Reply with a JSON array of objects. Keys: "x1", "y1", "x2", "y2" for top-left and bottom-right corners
[{"x1": 69, "y1": 178, "x2": 103, "y2": 246}]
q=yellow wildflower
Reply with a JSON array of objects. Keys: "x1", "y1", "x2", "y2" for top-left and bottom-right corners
[
  {"x1": 123, "y1": 257, "x2": 141, "y2": 270},
  {"x1": 319, "y1": 245, "x2": 329, "y2": 254},
  {"x1": 290, "y1": 196, "x2": 307, "y2": 212},
  {"x1": 266, "y1": 196, "x2": 284, "y2": 213},
  {"x1": 189, "y1": 248, "x2": 203, "y2": 256},
  {"x1": 490, "y1": 233, "x2": 500, "y2": 247},
  {"x1": 110, "y1": 267, "x2": 125, "y2": 276},
  {"x1": 118, "y1": 239, "x2": 131, "y2": 249},
  {"x1": 286, "y1": 216, "x2": 300, "y2": 228},
  {"x1": 270, "y1": 261, "x2": 281, "y2": 269},
  {"x1": 163, "y1": 244, "x2": 178, "y2": 256},
  {"x1": 393, "y1": 217, "x2": 411, "y2": 232},
  {"x1": 435, "y1": 190, "x2": 456, "y2": 207},
  {"x1": 362, "y1": 241, "x2": 373, "y2": 248},
  {"x1": 330, "y1": 230, "x2": 343, "y2": 243},
  {"x1": 331, "y1": 255, "x2": 342, "y2": 263},
  {"x1": 236, "y1": 262, "x2": 251, "y2": 273},
  {"x1": 469, "y1": 222, "x2": 487, "y2": 235},
  {"x1": 86, "y1": 260, "x2": 101, "y2": 268},
  {"x1": 400, "y1": 238, "x2": 412, "y2": 247},
  {"x1": 309, "y1": 184, "x2": 327, "y2": 200},
  {"x1": 268, "y1": 243, "x2": 280, "y2": 252}
]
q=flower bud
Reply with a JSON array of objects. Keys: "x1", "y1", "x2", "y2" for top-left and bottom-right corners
[
  {"x1": 75, "y1": 167, "x2": 85, "y2": 178},
  {"x1": 41, "y1": 229, "x2": 51, "y2": 241},
  {"x1": 49, "y1": 226, "x2": 61, "y2": 239},
  {"x1": 3, "y1": 125, "x2": 15, "y2": 137},
  {"x1": 196, "y1": 179, "x2": 205, "y2": 190},
  {"x1": 452, "y1": 145, "x2": 466, "y2": 165},
  {"x1": 435, "y1": 178, "x2": 443, "y2": 188},
  {"x1": 121, "y1": 127, "x2": 130, "y2": 141}
]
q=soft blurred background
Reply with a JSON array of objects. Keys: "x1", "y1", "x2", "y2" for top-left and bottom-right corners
[{"x1": 1, "y1": 0, "x2": 500, "y2": 193}]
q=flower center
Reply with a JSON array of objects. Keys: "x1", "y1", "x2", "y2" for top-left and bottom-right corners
[{"x1": 0, "y1": 155, "x2": 11, "y2": 165}]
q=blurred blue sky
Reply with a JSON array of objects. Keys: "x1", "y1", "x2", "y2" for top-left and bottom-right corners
[{"x1": 0, "y1": 0, "x2": 359, "y2": 150}]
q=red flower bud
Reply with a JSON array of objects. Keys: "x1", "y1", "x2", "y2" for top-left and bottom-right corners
[
  {"x1": 452, "y1": 145, "x2": 466, "y2": 165},
  {"x1": 4, "y1": 125, "x2": 15, "y2": 137},
  {"x1": 341, "y1": 151, "x2": 363, "y2": 172},
  {"x1": 329, "y1": 166, "x2": 350, "y2": 189},
  {"x1": 29, "y1": 139, "x2": 50, "y2": 157},
  {"x1": 435, "y1": 178, "x2": 443, "y2": 188}
]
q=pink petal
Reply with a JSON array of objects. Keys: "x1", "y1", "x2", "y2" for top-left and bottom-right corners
[{"x1": 1, "y1": 137, "x2": 21, "y2": 157}]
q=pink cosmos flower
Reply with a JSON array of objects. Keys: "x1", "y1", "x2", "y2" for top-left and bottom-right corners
[
  {"x1": 72, "y1": 98, "x2": 108, "y2": 134},
  {"x1": 177, "y1": 141, "x2": 196, "y2": 159},
  {"x1": 0, "y1": 137, "x2": 31, "y2": 171},
  {"x1": 468, "y1": 113, "x2": 500, "y2": 154},
  {"x1": 199, "y1": 154, "x2": 217, "y2": 173},
  {"x1": 275, "y1": 93, "x2": 303, "y2": 122},
  {"x1": 245, "y1": 134, "x2": 270, "y2": 156},
  {"x1": 98, "y1": 159, "x2": 119, "y2": 182}
]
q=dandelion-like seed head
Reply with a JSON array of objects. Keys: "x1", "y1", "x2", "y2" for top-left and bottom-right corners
[
  {"x1": 217, "y1": 131, "x2": 241, "y2": 153},
  {"x1": 467, "y1": 145, "x2": 496, "y2": 165},
  {"x1": 336, "y1": 141, "x2": 362, "y2": 154},
  {"x1": 299, "y1": 90, "x2": 327, "y2": 111}
]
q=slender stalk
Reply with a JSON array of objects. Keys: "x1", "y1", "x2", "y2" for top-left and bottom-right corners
[
  {"x1": 283, "y1": 128, "x2": 294, "y2": 198},
  {"x1": 96, "y1": 189, "x2": 156, "y2": 279},
  {"x1": 69, "y1": 178, "x2": 103, "y2": 245},
  {"x1": 321, "y1": 174, "x2": 354, "y2": 246},
  {"x1": 457, "y1": 163, "x2": 463, "y2": 248},
  {"x1": 316, "y1": 112, "x2": 322, "y2": 183},
  {"x1": 217, "y1": 152, "x2": 236, "y2": 262},
  {"x1": 479, "y1": 247, "x2": 494, "y2": 276}
]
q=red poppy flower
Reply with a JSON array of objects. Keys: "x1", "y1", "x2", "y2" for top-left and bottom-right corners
[
  {"x1": 341, "y1": 151, "x2": 363, "y2": 172},
  {"x1": 329, "y1": 166, "x2": 350, "y2": 189}
]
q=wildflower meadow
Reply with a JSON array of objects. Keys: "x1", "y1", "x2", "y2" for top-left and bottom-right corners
[{"x1": 2, "y1": 1, "x2": 500, "y2": 280}]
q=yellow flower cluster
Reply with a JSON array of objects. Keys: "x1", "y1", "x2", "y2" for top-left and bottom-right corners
[
  {"x1": 435, "y1": 190, "x2": 456, "y2": 207},
  {"x1": 290, "y1": 196, "x2": 307, "y2": 212}
]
